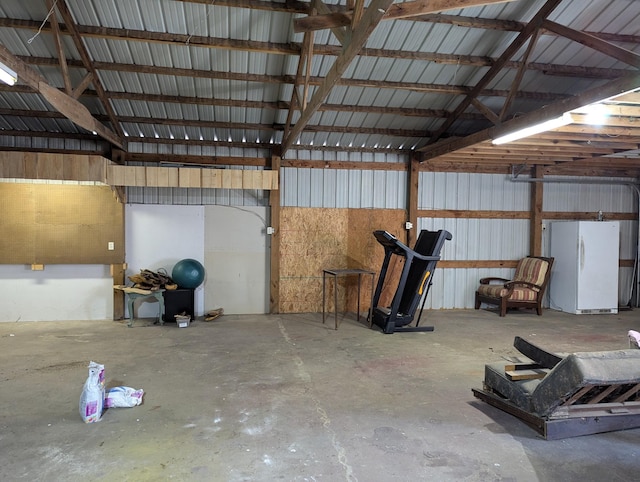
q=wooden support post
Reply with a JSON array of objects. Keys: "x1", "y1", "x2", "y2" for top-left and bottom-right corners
[
  {"x1": 407, "y1": 153, "x2": 420, "y2": 247},
  {"x1": 111, "y1": 263, "x2": 126, "y2": 320},
  {"x1": 269, "y1": 155, "x2": 282, "y2": 314},
  {"x1": 530, "y1": 166, "x2": 544, "y2": 256}
]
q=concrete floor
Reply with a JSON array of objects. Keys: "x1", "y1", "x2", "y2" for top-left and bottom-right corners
[{"x1": 1, "y1": 308, "x2": 639, "y2": 481}]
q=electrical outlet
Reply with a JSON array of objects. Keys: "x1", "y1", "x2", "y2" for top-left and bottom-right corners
[
  {"x1": 108, "y1": 242, "x2": 115, "y2": 250},
  {"x1": 266, "y1": 227, "x2": 275, "y2": 235}
]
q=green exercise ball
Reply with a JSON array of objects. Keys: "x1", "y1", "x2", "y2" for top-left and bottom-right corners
[{"x1": 172, "y1": 258, "x2": 205, "y2": 289}]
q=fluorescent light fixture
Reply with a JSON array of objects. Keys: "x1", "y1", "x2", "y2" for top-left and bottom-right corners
[
  {"x1": 492, "y1": 112, "x2": 575, "y2": 145},
  {"x1": 0, "y1": 61, "x2": 17, "y2": 86}
]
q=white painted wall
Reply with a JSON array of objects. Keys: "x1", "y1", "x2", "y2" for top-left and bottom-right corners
[
  {"x1": 124, "y1": 204, "x2": 270, "y2": 317},
  {"x1": 125, "y1": 204, "x2": 205, "y2": 318},
  {"x1": 0, "y1": 264, "x2": 113, "y2": 322},
  {"x1": 0, "y1": 203, "x2": 270, "y2": 322},
  {"x1": 204, "y1": 205, "x2": 270, "y2": 314}
]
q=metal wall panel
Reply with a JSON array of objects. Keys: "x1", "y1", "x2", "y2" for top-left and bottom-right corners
[
  {"x1": 419, "y1": 172, "x2": 531, "y2": 210},
  {"x1": 543, "y1": 178, "x2": 636, "y2": 212},
  {"x1": 409, "y1": 216, "x2": 526, "y2": 309},
  {"x1": 281, "y1": 166, "x2": 406, "y2": 209},
  {"x1": 417, "y1": 174, "x2": 638, "y2": 309},
  {"x1": 126, "y1": 186, "x2": 268, "y2": 206}
]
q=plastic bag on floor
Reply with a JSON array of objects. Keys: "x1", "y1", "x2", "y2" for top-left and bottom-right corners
[
  {"x1": 105, "y1": 386, "x2": 144, "y2": 408},
  {"x1": 79, "y1": 361, "x2": 105, "y2": 423}
]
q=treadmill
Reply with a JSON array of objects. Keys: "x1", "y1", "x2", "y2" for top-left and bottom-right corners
[{"x1": 371, "y1": 229, "x2": 452, "y2": 334}]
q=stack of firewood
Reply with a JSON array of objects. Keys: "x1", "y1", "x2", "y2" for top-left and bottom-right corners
[{"x1": 128, "y1": 269, "x2": 177, "y2": 291}]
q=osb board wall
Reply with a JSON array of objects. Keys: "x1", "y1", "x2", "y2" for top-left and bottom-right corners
[
  {"x1": 279, "y1": 207, "x2": 406, "y2": 313},
  {"x1": 0, "y1": 183, "x2": 124, "y2": 264},
  {"x1": 0, "y1": 151, "x2": 106, "y2": 182}
]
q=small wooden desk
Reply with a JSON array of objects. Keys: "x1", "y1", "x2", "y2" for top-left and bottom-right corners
[{"x1": 322, "y1": 268, "x2": 375, "y2": 330}]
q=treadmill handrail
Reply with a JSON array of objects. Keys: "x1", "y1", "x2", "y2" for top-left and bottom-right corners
[{"x1": 408, "y1": 253, "x2": 441, "y2": 262}]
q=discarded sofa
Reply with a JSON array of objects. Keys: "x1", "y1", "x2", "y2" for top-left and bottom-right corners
[{"x1": 472, "y1": 336, "x2": 640, "y2": 439}]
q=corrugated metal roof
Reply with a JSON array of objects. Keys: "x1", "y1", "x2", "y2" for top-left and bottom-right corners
[{"x1": 0, "y1": 0, "x2": 639, "y2": 167}]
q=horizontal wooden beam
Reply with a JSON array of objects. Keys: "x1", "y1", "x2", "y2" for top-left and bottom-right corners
[
  {"x1": 439, "y1": 260, "x2": 519, "y2": 269},
  {"x1": 439, "y1": 259, "x2": 634, "y2": 269},
  {"x1": 0, "y1": 151, "x2": 278, "y2": 190},
  {"x1": 107, "y1": 165, "x2": 278, "y2": 190},
  {"x1": 294, "y1": 0, "x2": 516, "y2": 32},
  {"x1": 418, "y1": 209, "x2": 529, "y2": 219},
  {"x1": 1, "y1": 17, "x2": 632, "y2": 81},
  {"x1": 12, "y1": 56, "x2": 572, "y2": 101},
  {"x1": 418, "y1": 208, "x2": 637, "y2": 221},
  {"x1": 282, "y1": 159, "x2": 406, "y2": 171}
]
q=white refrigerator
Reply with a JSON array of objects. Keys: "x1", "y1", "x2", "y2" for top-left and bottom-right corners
[{"x1": 549, "y1": 221, "x2": 619, "y2": 314}]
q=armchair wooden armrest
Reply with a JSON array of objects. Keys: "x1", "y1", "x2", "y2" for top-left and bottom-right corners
[{"x1": 505, "y1": 280, "x2": 543, "y2": 291}]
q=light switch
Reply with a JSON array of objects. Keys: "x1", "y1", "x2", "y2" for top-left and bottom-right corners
[{"x1": 108, "y1": 242, "x2": 115, "y2": 250}]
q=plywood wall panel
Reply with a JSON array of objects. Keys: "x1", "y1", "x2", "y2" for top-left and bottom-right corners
[
  {"x1": 179, "y1": 168, "x2": 201, "y2": 188},
  {"x1": 37, "y1": 153, "x2": 64, "y2": 179},
  {"x1": 88, "y1": 156, "x2": 106, "y2": 181},
  {"x1": 278, "y1": 207, "x2": 405, "y2": 314},
  {"x1": 0, "y1": 184, "x2": 124, "y2": 264},
  {"x1": 202, "y1": 169, "x2": 222, "y2": 188},
  {"x1": 62, "y1": 155, "x2": 84, "y2": 181},
  {"x1": 23, "y1": 153, "x2": 38, "y2": 179},
  {"x1": 0, "y1": 155, "x2": 23, "y2": 178}
]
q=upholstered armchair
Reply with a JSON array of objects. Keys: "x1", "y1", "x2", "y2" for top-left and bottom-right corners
[{"x1": 475, "y1": 256, "x2": 554, "y2": 317}]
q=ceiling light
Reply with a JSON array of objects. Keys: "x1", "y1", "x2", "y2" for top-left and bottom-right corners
[
  {"x1": 0, "y1": 61, "x2": 17, "y2": 86},
  {"x1": 492, "y1": 112, "x2": 575, "y2": 145},
  {"x1": 576, "y1": 103, "x2": 610, "y2": 125}
]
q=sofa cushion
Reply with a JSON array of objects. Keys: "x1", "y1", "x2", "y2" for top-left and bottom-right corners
[{"x1": 531, "y1": 349, "x2": 640, "y2": 416}]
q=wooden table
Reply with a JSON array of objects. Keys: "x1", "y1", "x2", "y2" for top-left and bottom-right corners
[
  {"x1": 114, "y1": 286, "x2": 165, "y2": 327},
  {"x1": 322, "y1": 268, "x2": 375, "y2": 330}
]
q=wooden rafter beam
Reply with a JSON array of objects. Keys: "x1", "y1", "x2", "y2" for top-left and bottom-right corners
[
  {"x1": 500, "y1": 29, "x2": 541, "y2": 121},
  {"x1": 542, "y1": 19, "x2": 640, "y2": 68},
  {"x1": 311, "y1": 0, "x2": 349, "y2": 45},
  {"x1": 13, "y1": 55, "x2": 575, "y2": 99},
  {"x1": 0, "y1": 43, "x2": 123, "y2": 148},
  {"x1": 294, "y1": 0, "x2": 517, "y2": 33},
  {"x1": 351, "y1": 0, "x2": 365, "y2": 28},
  {"x1": 281, "y1": 0, "x2": 394, "y2": 156},
  {"x1": 302, "y1": 30, "x2": 314, "y2": 111},
  {"x1": 72, "y1": 72, "x2": 93, "y2": 99},
  {"x1": 0, "y1": 83, "x2": 515, "y2": 120},
  {"x1": 471, "y1": 98, "x2": 499, "y2": 124},
  {"x1": 428, "y1": 0, "x2": 564, "y2": 144},
  {"x1": 175, "y1": 0, "x2": 310, "y2": 14},
  {"x1": 419, "y1": 71, "x2": 640, "y2": 160},
  {"x1": 53, "y1": 0, "x2": 125, "y2": 143},
  {"x1": 283, "y1": 24, "x2": 315, "y2": 142},
  {"x1": 1, "y1": 18, "x2": 635, "y2": 81},
  {"x1": 174, "y1": 3, "x2": 640, "y2": 46},
  {"x1": 387, "y1": 0, "x2": 517, "y2": 20},
  {"x1": 0, "y1": 107, "x2": 432, "y2": 139},
  {"x1": 45, "y1": 0, "x2": 72, "y2": 95},
  {"x1": 396, "y1": 13, "x2": 640, "y2": 46}
]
